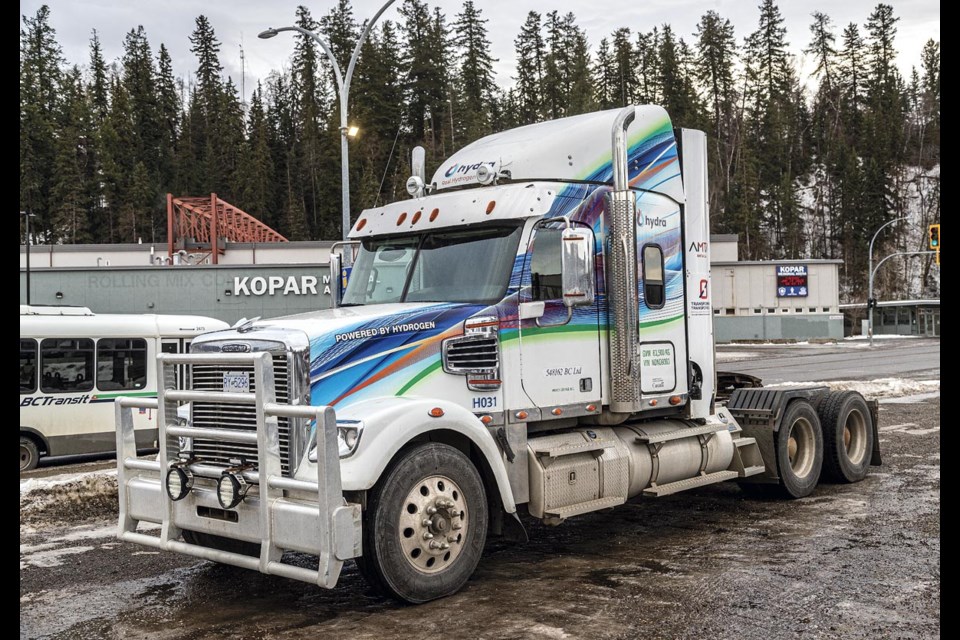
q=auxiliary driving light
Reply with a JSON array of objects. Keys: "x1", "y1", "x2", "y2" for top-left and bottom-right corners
[
  {"x1": 165, "y1": 464, "x2": 194, "y2": 501},
  {"x1": 217, "y1": 471, "x2": 249, "y2": 510}
]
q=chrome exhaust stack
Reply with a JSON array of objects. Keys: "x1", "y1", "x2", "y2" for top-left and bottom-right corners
[{"x1": 605, "y1": 106, "x2": 642, "y2": 414}]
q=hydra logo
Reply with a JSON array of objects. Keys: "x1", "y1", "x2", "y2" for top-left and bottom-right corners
[
  {"x1": 644, "y1": 216, "x2": 667, "y2": 229},
  {"x1": 220, "y1": 343, "x2": 251, "y2": 353},
  {"x1": 444, "y1": 161, "x2": 496, "y2": 178}
]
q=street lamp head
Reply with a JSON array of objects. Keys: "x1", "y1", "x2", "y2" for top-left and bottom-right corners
[
  {"x1": 346, "y1": 126, "x2": 360, "y2": 138},
  {"x1": 258, "y1": 28, "x2": 279, "y2": 40}
]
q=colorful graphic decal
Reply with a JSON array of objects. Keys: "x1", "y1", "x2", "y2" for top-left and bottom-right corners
[{"x1": 309, "y1": 303, "x2": 483, "y2": 407}]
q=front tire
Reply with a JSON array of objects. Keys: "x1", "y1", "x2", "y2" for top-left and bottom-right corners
[
  {"x1": 774, "y1": 400, "x2": 824, "y2": 498},
  {"x1": 20, "y1": 436, "x2": 40, "y2": 472},
  {"x1": 357, "y1": 442, "x2": 488, "y2": 603}
]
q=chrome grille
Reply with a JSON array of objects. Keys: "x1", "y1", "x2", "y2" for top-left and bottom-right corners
[
  {"x1": 443, "y1": 337, "x2": 498, "y2": 373},
  {"x1": 190, "y1": 354, "x2": 292, "y2": 474}
]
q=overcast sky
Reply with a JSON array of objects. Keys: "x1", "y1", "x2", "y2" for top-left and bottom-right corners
[{"x1": 22, "y1": 0, "x2": 939, "y2": 99}]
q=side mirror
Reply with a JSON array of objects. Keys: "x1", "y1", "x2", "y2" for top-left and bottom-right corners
[
  {"x1": 329, "y1": 241, "x2": 360, "y2": 308},
  {"x1": 560, "y1": 227, "x2": 595, "y2": 307}
]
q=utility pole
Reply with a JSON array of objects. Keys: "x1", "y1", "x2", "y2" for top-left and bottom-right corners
[{"x1": 21, "y1": 211, "x2": 36, "y2": 306}]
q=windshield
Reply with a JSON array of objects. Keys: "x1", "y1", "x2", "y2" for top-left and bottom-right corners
[{"x1": 342, "y1": 225, "x2": 523, "y2": 306}]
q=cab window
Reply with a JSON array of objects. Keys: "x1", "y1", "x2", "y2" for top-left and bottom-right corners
[
  {"x1": 642, "y1": 244, "x2": 665, "y2": 308},
  {"x1": 530, "y1": 227, "x2": 563, "y2": 301}
]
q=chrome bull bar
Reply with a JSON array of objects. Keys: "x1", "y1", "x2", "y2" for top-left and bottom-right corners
[{"x1": 115, "y1": 351, "x2": 361, "y2": 588}]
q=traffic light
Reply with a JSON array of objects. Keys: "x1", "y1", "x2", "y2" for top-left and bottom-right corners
[{"x1": 929, "y1": 223, "x2": 940, "y2": 250}]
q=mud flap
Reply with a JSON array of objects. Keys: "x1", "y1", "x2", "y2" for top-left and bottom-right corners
[
  {"x1": 867, "y1": 399, "x2": 882, "y2": 466},
  {"x1": 725, "y1": 387, "x2": 828, "y2": 484}
]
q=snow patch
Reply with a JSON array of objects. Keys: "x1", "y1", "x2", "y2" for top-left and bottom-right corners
[
  {"x1": 20, "y1": 469, "x2": 118, "y2": 525},
  {"x1": 766, "y1": 378, "x2": 939, "y2": 399}
]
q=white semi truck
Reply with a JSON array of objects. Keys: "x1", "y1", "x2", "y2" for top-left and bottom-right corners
[{"x1": 115, "y1": 106, "x2": 880, "y2": 603}]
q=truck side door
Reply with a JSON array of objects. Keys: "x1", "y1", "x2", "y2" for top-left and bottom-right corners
[{"x1": 517, "y1": 225, "x2": 602, "y2": 413}]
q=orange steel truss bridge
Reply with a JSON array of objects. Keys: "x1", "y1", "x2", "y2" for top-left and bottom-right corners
[{"x1": 166, "y1": 193, "x2": 287, "y2": 264}]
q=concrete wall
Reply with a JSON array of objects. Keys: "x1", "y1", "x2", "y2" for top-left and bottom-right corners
[
  {"x1": 20, "y1": 265, "x2": 334, "y2": 324},
  {"x1": 714, "y1": 314, "x2": 844, "y2": 342},
  {"x1": 20, "y1": 241, "x2": 334, "y2": 268}
]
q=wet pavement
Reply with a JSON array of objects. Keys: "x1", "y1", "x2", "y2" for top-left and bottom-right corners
[{"x1": 20, "y1": 394, "x2": 940, "y2": 639}]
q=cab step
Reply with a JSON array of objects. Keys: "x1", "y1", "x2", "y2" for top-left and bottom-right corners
[
  {"x1": 730, "y1": 436, "x2": 766, "y2": 477},
  {"x1": 543, "y1": 496, "x2": 626, "y2": 520},
  {"x1": 642, "y1": 470, "x2": 739, "y2": 497}
]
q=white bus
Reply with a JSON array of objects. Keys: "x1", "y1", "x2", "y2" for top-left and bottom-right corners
[{"x1": 19, "y1": 306, "x2": 228, "y2": 471}]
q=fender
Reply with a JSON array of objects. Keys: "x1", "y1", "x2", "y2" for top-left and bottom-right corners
[
  {"x1": 19, "y1": 426, "x2": 49, "y2": 453},
  {"x1": 295, "y1": 396, "x2": 516, "y2": 513}
]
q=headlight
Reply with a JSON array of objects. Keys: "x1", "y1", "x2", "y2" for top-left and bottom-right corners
[
  {"x1": 309, "y1": 420, "x2": 364, "y2": 461},
  {"x1": 165, "y1": 464, "x2": 193, "y2": 501},
  {"x1": 217, "y1": 471, "x2": 249, "y2": 509}
]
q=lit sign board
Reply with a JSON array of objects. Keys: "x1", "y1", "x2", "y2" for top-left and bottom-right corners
[{"x1": 776, "y1": 265, "x2": 808, "y2": 297}]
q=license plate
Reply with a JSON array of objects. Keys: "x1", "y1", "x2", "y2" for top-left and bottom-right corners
[{"x1": 222, "y1": 372, "x2": 250, "y2": 393}]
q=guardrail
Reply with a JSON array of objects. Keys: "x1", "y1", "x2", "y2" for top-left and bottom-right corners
[{"x1": 115, "y1": 351, "x2": 360, "y2": 588}]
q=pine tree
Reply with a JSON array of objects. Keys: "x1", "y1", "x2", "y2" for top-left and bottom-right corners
[
  {"x1": 513, "y1": 12, "x2": 545, "y2": 124},
  {"x1": 88, "y1": 30, "x2": 109, "y2": 124},
  {"x1": 610, "y1": 28, "x2": 634, "y2": 107},
  {"x1": 400, "y1": 0, "x2": 450, "y2": 155},
  {"x1": 156, "y1": 43, "x2": 180, "y2": 202},
  {"x1": 564, "y1": 17, "x2": 594, "y2": 116},
  {"x1": 20, "y1": 4, "x2": 65, "y2": 240},
  {"x1": 742, "y1": 0, "x2": 806, "y2": 257},
  {"x1": 236, "y1": 85, "x2": 276, "y2": 227},
  {"x1": 593, "y1": 38, "x2": 616, "y2": 109},
  {"x1": 634, "y1": 29, "x2": 661, "y2": 104},
  {"x1": 100, "y1": 77, "x2": 137, "y2": 242},
  {"x1": 51, "y1": 67, "x2": 93, "y2": 243},
  {"x1": 658, "y1": 26, "x2": 700, "y2": 127},
  {"x1": 319, "y1": 0, "x2": 358, "y2": 78},
  {"x1": 453, "y1": 1, "x2": 497, "y2": 140}
]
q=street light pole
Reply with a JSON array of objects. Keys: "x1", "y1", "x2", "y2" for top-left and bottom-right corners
[
  {"x1": 21, "y1": 211, "x2": 35, "y2": 306},
  {"x1": 867, "y1": 216, "x2": 908, "y2": 347},
  {"x1": 446, "y1": 98, "x2": 455, "y2": 149},
  {"x1": 260, "y1": 0, "x2": 398, "y2": 241}
]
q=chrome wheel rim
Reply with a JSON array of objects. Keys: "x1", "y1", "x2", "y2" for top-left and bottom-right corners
[{"x1": 398, "y1": 474, "x2": 468, "y2": 574}]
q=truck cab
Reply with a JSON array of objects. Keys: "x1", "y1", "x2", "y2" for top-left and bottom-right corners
[{"x1": 115, "y1": 106, "x2": 878, "y2": 603}]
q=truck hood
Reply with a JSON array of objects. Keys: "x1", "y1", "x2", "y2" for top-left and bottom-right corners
[{"x1": 259, "y1": 302, "x2": 486, "y2": 407}]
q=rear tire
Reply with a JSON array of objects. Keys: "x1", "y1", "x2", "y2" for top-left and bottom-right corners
[
  {"x1": 818, "y1": 391, "x2": 874, "y2": 483},
  {"x1": 20, "y1": 436, "x2": 40, "y2": 472},
  {"x1": 357, "y1": 442, "x2": 487, "y2": 603},
  {"x1": 181, "y1": 530, "x2": 260, "y2": 557},
  {"x1": 774, "y1": 400, "x2": 823, "y2": 498}
]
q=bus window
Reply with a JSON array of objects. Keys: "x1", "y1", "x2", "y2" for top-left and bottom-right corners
[
  {"x1": 97, "y1": 338, "x2": 148, "y2": 390},
  {"x1": 20, "y1": 339, "x2": 37, "y2": 394},
  {"x1": 40, "y1": 338, "x2": 95, "y2": 393}
]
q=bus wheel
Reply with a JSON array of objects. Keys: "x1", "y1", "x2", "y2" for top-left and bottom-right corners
[
  {"x1": 20, "y1": 436, "x2": 40, "y2": 472},
  {"x1": 357, "y1": 442, "x2": 488, "y2": 603}
]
